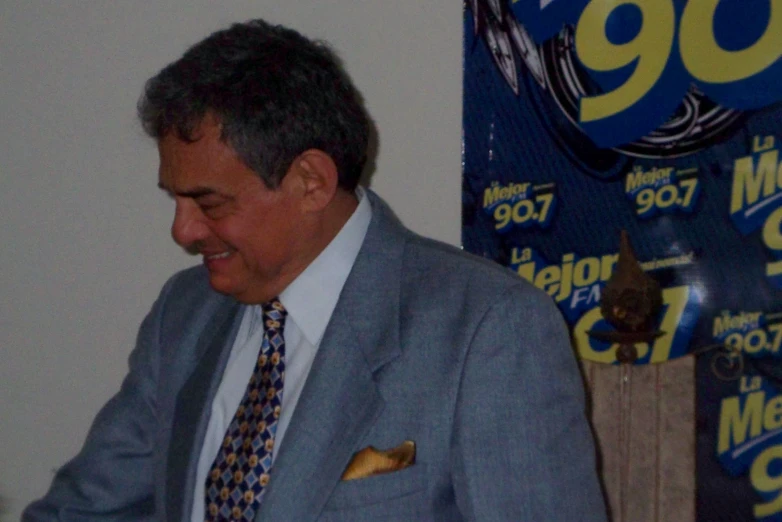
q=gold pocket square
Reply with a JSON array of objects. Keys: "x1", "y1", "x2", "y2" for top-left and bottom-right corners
[{"x1": 341, "y1": 440, "x2": 416, "y2": 481}]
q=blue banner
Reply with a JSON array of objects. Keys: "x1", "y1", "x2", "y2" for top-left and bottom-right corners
[{"x1": 462, "y1": 0, "x2": 782, "y2": 519}]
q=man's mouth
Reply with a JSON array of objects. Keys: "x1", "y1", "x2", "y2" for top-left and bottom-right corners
[{"x1": 204, "y1": 251, "x2": 232, "y2": 261}]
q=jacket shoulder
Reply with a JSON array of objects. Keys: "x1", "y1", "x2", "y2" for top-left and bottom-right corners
[
  {"x1": 154, "y1": 264, "x2": 236, "y2": 331},
  {"x1": 403, "y1": 233, "x2": 545, "y2": 305}
]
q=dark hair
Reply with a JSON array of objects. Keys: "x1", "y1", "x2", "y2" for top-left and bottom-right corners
[{"x1": 138, "y1": 19, "x2": 369, "y2": 190}]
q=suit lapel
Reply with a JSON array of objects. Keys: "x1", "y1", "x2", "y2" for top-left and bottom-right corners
[
  {"x1": 166, "y1": 298, "x2": 242, "y2": 522},
  {"x1": 255, "y1": 320, "x2": 385, "y2": 521},
  {"x1": 257, "y1": 191, "x2": 409, "y2": 521}
]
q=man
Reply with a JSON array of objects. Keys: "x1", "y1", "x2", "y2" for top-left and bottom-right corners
[{"x1": 24, "y1": 19, "x2": 606, "y2": 521}]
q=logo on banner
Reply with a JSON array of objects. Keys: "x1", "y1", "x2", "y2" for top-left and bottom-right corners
[
  {"x1": 714, "y1": 310, "x2": 782, "y2": 359},
  {"x1": 509, "y1": 246, "x2": 700, "y2": 364},
  {"x1": 482, "y1": 181, "x2": 557, "y2": 231},
  {"x1": 508, "y1": 0, "x2": 782, "y2": 149},
  {"x1": 718, "y1": 375, "x2": 782, "y2": 521},
  {"x1": 624, "y1": 165, "x2": 700, "y2": 218},
  {"x1": 729, "y1": 134, "x2": 782, "y2": 288}
]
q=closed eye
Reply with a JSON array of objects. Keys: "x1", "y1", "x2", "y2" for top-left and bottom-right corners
[
  {"x1": 195, "y1": 196, "x2": 230, "y2": 216},
  {"x1": 197, "y1": 199, "x2": 222, "y2": 210}
]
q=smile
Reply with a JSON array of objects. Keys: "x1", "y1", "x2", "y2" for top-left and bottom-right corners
[{"x1": 205, "y1": 252, "x2": 232, "y2": 260}]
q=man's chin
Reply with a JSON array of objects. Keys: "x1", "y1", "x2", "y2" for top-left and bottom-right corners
[
  {"x1": 207, "y1": 275, "x2": 270, "y2": 304},
  {"x1": 207, "y1": 274, "x2": 239, "y2": 298}
]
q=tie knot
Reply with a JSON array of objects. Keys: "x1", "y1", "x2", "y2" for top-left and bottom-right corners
[{"x1": 261, "y1": 298, "x2": 286, "y2": 332}]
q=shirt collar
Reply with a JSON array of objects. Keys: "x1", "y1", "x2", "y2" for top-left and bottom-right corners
[{"x1": 277, "y1": 187, "x2": 372, "y2": 345}]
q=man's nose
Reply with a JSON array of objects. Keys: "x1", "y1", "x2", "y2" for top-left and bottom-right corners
[{"x1": 171, "y1": 199, "x2": 208, "y2": 249}]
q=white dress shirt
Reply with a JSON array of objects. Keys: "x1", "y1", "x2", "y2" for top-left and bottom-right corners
[{"x1": 190, "y1": 188, "x2": 372, "y2": 522}]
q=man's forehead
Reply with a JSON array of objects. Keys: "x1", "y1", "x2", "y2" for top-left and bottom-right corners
[
  {"x1": 156, "y1": 124, "x2": 259, "y2": 196},
  {"x1": 158, "y1": 126, "x2": 220, "y2": 175}
]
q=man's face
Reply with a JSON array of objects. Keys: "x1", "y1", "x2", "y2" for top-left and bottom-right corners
[{"x1": 158, "y1": 120, "x2": 308, "y2": 304}]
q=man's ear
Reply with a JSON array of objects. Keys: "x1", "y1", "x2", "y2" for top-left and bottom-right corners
[{"x1": 290, "y1": 149, "x2": 339, "y2": 212}]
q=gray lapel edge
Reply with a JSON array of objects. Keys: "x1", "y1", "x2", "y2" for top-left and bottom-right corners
[{"x1": 166, "y1": 298, "x2": 242, "y2": 522}]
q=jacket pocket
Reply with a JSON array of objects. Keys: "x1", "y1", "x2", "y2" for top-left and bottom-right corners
[{"x1": 323, "y1": 463, "x2": 428, "y2": 511}]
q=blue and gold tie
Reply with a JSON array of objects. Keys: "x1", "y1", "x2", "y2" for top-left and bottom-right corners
[{"x1": 205, "y1": 298, "x2": 287, "y2": 521}]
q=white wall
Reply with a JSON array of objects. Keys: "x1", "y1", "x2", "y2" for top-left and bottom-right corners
[{"x1": 0, "y1": 1, "x2": 463, "y2": 518}]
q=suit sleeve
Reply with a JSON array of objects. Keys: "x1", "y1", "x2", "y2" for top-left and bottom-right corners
[
  {"x1": 451, "y1": 284, "x2": 608, "y2": 521},
  {"x1": 22, "y1": 276, "x2": 177, "y2": 521}
]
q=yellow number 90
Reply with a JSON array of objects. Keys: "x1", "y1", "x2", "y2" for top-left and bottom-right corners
[
  {"x1": 575, "y1": 0, "x2": 675, "y2": 123},
  {"x1": 680, "y1": 0, "x2": 782, "y2": 84}
]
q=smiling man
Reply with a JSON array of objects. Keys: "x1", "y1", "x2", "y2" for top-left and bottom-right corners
[{"x1": 23, "y1": 19, "x2": 606, "y2": 522}]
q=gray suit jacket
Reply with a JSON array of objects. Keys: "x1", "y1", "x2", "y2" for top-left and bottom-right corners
[{"x1": 24, "y1": 191, "x2": 607, "y2": 521}]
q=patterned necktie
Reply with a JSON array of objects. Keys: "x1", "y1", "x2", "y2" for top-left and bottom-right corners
[{"x1": 205, "y1": 298, "x2": 287, "y2": 522}]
